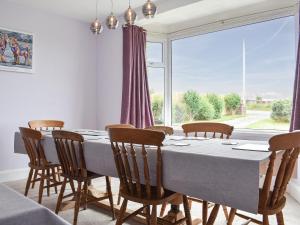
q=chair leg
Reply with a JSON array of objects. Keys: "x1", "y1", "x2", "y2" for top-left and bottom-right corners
[
  {"x1": 46, "y1": 169, "x2": 50, "y2": 196},
  {"x1": 150, "y1": 205, "x2": 157, "y2": 225},
  {"x1": 116, "y1": 199, "x2": 128, "y2": 225},
  {"x1": 202, "y1": 201, "x2": 208, "y2": 225},
  {"x1": 105, "y1": 176, "x2": 115, "y2": 220},
  {"x1": 31, "y1": 169, "x2": 38, "y2": 188},
  {"x1": 57, "y1": 167, "x2": 61, "y2": 182},
  {"x1": 227, "y1": 208, "x2": 236, "y2": 225},
  {"x1": 25, "y1": 168, "x2": 34, "y2": 196},
  {"x1": 146, "y1": 205, "x2": 151, "y2": 225},
  {"x1": 38, "y1": 169, "x2": 45, "y2": 204},
  {"x1": 83, "y1": 181, "x2": 88, "y2": 210},
  {"x1": 117, "y1": 182, "x2": 122, "y2": 205},
  {"x1": 51, "y1": 168, "x2": 58, "y2": 194},
  {"x1": 117, "y1": 193, "x2": 122, "y2": 205},
  {"x1": 55, "y1": 177, "x2": 67, "y2": 214},
  {"x1": 276, "y1": 211, "x2": 284, "y2": 225},
  {"x1": 69, "y1": 179, "x2": 76, "y2": 194},
  {"x1": 263, "y1": 215, "x2": 269, "y2": 225},
  {"x1": 160, "y1": 202, "x2": 167, "y2": 217},
  {"x1": 207, "y1": 204, "x2": 220, "y2": 225},
  {"x1": 183, "y1": 195, "x2": 192, "y2": 225},
  {"x1": 222, "y1": 205, "x2": 229, "y2": 221},
  {"x1": 73, "y1": 181, "x2": 82, "y2": 225}
]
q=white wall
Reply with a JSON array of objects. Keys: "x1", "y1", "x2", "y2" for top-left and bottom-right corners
[
  {"x1": 0, "y1": 1, "x2": 98, "y2": 171},
  {"x1": 96, "y1": 28, "x2": 123, "y2": 130}
]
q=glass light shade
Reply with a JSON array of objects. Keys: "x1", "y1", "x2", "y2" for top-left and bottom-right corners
[
  {"x1": 106, "y1": 13, "x2": 119, "y2": 29},
  {"x1": 142, "y1": 0, "x2": 157, "y2": 18},
  {"x1": 90, "y1": 18, "x2": 103, "y2": 34},
  {"x1": 124, "y1": 6, "x2": 137, "y2": 25}
]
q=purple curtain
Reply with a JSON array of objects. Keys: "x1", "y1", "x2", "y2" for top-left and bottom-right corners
[
  {"x1": 290, "y1": 18, "x2": 300, "y2": 131},
  {"x1": 120, "y1": 25, "x2": 154, "y2": 128}
]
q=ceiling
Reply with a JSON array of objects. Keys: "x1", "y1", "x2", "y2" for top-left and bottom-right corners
[
  {"x1": 3, "y1": 0, "x2": 160, "y2": 22},
  {"x1": 139, "y1": 0, "x2": 299, "y2": 33},
  {"x1": 3, "y1": 0, "x2": 299, "y2": 33}
]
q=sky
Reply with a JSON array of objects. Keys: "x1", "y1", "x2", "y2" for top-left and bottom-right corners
[{"x1": 147, "y1": 16, "x2": 296, "y2": 100}]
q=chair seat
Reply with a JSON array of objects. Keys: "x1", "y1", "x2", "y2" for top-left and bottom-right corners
[
  {"x1": 258, "y1": 189, "x2": 286, "y2": 215},
  {"x1": 120, "y1": 184, "x2": 179, "y2": 205},
  {"x1": 61, "y1": 170, "x2": 103, "y2": 182},
  {"x1": 28, "y1": 162, "x2": 60, "y2": 170}
]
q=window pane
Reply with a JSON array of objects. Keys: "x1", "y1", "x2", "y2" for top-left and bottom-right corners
[
  {"x1": 172, "y1": 16, "x2": 295, "y2": 130},
  {"x1": 148, "y1": 67, "x2": 165, "y2": 124},
  {"x1": 147, "y1": 42, "x2": 163, "y2": 63}
]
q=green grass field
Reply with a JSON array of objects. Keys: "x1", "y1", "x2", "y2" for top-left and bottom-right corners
[
  {"x1": 246, "y1": 103, "x2": 272, "y2": 111},
  {"x1": 246, "y1": 118, "x2": 289, "y2": 130}
]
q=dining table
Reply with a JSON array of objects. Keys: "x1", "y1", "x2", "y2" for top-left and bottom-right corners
[
  {"x1": 14, "y1": 129, "x2": 271, "y2": 224},
  {"x1": 0, "y1": 183, "x2": 71, "y2": 225}
]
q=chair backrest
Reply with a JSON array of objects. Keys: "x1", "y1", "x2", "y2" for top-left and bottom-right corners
[
  {"x1": 182, "y1": 122, "x2": 234, "y2": 139},
  {"x1": 260, "y1": 131, "x2": 300, "y2": 209},
  {"x1": 52, "y1": 130, "x2": 87, "y2": 179},
  {"x1": 19, "y1": 127, "x2": 47, "y2": 167},
  {"x1": 109, "y1": 128, "x2": 165, "y2": 199},
  {"x1": 105, "y1": 123, "x2": 135, "y2": 131},
  {"x1": 28, "y1": 120, "x2": 64, "y2": 131},
  {"x1": 145, "y1": 126, "x2": 174, "y2": 135}
]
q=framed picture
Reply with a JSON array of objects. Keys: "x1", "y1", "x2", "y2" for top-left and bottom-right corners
[{"x1": 0, "y1": 27, "x2": 34, "y2": 73}]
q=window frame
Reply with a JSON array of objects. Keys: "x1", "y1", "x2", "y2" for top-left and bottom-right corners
[
  {"x1": 146, "y1": 36, "x2": 169, "y2": 125},
  {"x1": 147, "y1": 4, "x2": 299, "y2": 136}
]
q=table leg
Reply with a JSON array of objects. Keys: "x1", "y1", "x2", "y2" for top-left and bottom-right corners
[
  {"x1": 162, "y1": 195, "x2": 201, "y2": 225},
  {"x1": 206, "y1": 204, "x2": 220, "y2": 225}
]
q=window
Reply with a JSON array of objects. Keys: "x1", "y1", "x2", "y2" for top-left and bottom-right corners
[
  {"x1": 146, "y1": 41, "x2": 166, "y2": 124},
  {"x1": 147, "y1": 42, "x2": 163, "y2": 63},
  {"x1": 171, "y1": 16, "x2": 296, "y2": 130}
]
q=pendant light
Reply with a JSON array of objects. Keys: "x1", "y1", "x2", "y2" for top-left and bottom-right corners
[
  {"x1": 142, "y1": 0, "x2": 157, "y2": 18},
  {"x1": 90, "y1": 0, "x2": 103, "y2": 34},
  {"x1": 106, "y1": 0, "x2": 119, "y2": 29},
  {"x1": 124, "y1": 0, "x2": 137, "y2": 25}
]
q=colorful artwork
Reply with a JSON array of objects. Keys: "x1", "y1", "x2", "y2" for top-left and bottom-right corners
[{"x1": 0, "y1": 27, "x2": 34, "y2": 73}]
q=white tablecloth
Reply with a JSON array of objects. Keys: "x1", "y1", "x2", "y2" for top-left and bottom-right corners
[
  {"x1": 14, "y1": 130, "x2": 270, "y2": 213},
  {"x1": 0, "y1": 184, "x2": 70, "y2": 225}
]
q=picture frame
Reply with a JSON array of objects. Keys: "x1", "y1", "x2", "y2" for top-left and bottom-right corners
[{"x1": 0, "y1": 27, "x2": 34, "y2": 73}]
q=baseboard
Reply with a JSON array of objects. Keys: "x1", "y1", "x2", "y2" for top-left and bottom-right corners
[
  {"x1": 0, "y1": 168, "x2": 29, "y2": 183},
  {"x1": 287, "y1": 179, "x2": 300, "y2": 204}
]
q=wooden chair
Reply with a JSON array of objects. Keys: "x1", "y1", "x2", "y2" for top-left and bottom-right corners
[
  {"x1": 52, "y1": 130, "x2": 115, "y2": 225},
  {"x1": 28, "y1": 120, "x2": 64, "y2": 130},
  {"x1": 145, "y1": 125, "x2": 174, "y2": 135},
  {"x1": 227, "y1": 131, "x2": 300, "y2": 225},
  {"x1": 109, "y1": 128, "x2": 192, "y2": 225},
  {"x1": 105, "y1": 123, "x2": 135, "y2": 131},
  {"x1": 181, "y1": 122, "x2": 234, "y2": 224},
  {"x1": 28, "y1": 120, "x2": 64, "y2": 188},
  {"x1": 19, "y1": 127, "x2": 62, "y2": 204},
  {"x1": 182, "y1": 122, "x2": 233, "y2": 138},
  {"x1": 105, "y1": 123, "x2": 135, "y2": 205}
]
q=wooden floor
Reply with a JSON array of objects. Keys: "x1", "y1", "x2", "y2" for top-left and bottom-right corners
[{"x1": 3, "y1": 178, "x2": 300, "y2": 225}]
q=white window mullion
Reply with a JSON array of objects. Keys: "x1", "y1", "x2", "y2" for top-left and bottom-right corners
[{"x1": 165, "y1": 38, "x2": 172, "y2": 126}]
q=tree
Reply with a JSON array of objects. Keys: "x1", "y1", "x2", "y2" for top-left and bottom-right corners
[
  {"x1": 224, "y1": 93, "x2": 241, "y2": 115},
  {"x1": 271, "y1": 100, "x2": 292, "y2": 122},
  {"x1": 194, "y1": 97, "x2": 215, "y2": 120},
  {"x1": 183, "y1": 90, "x2": 201, "y2": 120},
  {"x1": 151, "y1": 94, "x2": 164, "y2": 124},
  {"x1": 256, "y1": 96, "x2": 262, "y2": 103},
  {"x1": 172, "y1": 102, "x2": 187, "y2": 124},
  {"x1": 183, "y1": 90, "x2": 215, "y2": 121},
  {"x1": 206, "y1": 93, "x2": 224, "y2": 119}
]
